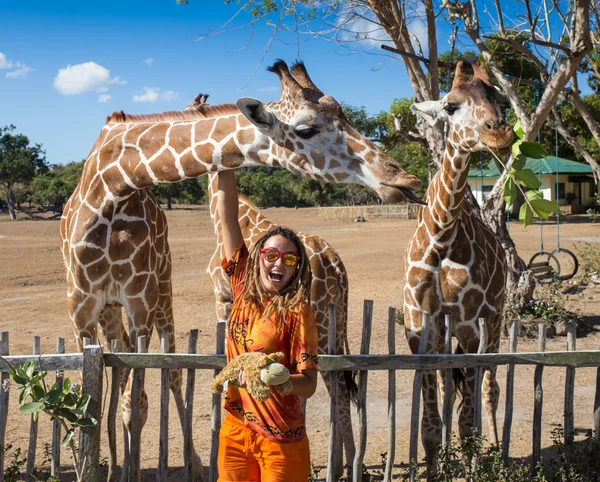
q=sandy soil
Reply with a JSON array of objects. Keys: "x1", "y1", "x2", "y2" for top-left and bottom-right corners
[{"x1": 1, "y1": 206, "x2": 600, "y2": 480}]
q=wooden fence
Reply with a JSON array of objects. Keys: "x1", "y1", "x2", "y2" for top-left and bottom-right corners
[
  {"x1": 317, "y1": 204, "x2": 419, "y2": 221},
  {"x1": 1, "y1": 301, "x2": 600, "y2": 481}
]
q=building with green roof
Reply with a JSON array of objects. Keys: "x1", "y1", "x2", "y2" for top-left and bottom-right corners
[{"x1": 468, "y1": 156, "x2": 597, "y2": 214}]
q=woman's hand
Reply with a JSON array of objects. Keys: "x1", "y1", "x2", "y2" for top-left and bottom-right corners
[
  {"x1": 237, "y1": 369, "x2": 247, "y2": 389},
  {"x1": 217, "y1": 170, "x2": 244, "y2": 260}
]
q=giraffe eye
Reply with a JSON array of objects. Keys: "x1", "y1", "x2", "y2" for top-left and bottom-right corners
[
  {"x1": 295, "y1": 125, "x2": 319, "y2": 139},
  {"x1": 444, "y1": 104, "x2": 459, "y2": 115}
]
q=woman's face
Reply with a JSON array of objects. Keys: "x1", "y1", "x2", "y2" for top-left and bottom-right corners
[{"x1": 259, "y1": 235, "x2": 299, "y2": 295}]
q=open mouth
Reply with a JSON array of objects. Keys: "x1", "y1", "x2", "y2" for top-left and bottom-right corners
[{"x1": 268, "y1": 272, "x2": 285, "y2": 283}]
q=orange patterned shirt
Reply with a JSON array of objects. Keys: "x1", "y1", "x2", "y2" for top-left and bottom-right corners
[{"x1": 221, "y1": 242, "x2": 319, "y2": 443}]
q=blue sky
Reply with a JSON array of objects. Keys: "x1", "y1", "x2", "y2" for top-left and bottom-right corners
[{"x1": 0, "y1": 1, "x2": 449, "y2": 165}]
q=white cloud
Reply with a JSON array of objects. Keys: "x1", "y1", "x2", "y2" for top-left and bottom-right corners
[
  {"x1": 98, "y1": 94, "x2": 112, "y2": 103},
  {"x1": 132, "y1": 87, "x2": 179, "y2": 103},
  {"x1": 143, "y1": 58, "x2": 154, "y2": 66},
  {"x1": 0, "y1": 52, "x2": 32, "y2": 79},
  {"x1": 53, "y1": 62, "x2": 125, "y2": 95}
]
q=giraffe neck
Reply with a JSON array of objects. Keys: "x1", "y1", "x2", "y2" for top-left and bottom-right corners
[
  {"x1": 83, "y1": 105, "x2": 291, "y2": 198},
  {"x1": 424, "y1": 140, "x2": 471, "y2": 232}
]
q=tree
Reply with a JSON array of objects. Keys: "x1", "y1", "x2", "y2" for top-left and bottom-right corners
[
  {"x1": 30, "y1": 160, "x2": 84, "y2": 214},
  {"x1": 195, "y1": 0, "x2": 593, "y2": 308},
  {"x1": 0, "y1": 125, "x2": 48, "y2": 220},
  {"x1": 151, "y1": 178, "x2": 206, "y2": 210}
]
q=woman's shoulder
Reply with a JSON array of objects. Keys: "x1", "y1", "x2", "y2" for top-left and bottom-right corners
[{"x1": 289, "y1": 301, "x2": 313, "y2": 318}]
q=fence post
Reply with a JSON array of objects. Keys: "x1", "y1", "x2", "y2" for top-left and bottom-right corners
[
  {"x1": 327, "y1": 304, "x2": 340, "y2": 482},
  {"x1": 51, "y1": 337, "x2": 65, "y2": 479},
  {"x1": 441, "y1": 314, "x2": 453, "y2": 448},
  {"x1": 129, "y1": 335, "x2": 147, "y2": 482},
  {"x1": 502, "y1": 319, "x2": 519, "y2": 464},
  {"x1": 383, "y1": 307, "x2": 396, "y2": 482},
  {"x1": 209, "y1": 322, "x2": 226, "y2": 482},
  {"x1": 532, "y1": 323, "x2": 547, "y2": 472},
  {"x1": 408, "y1": 312, "x2": 430, "y2": 482},
  {"x1": 473, "y1": 318, "x2": 488, "y2": 438},
  {"x1": 157, "y1": 333, "x2": 170, "y2": 482},
  {"x1": 81, "y1": 343, "x2": 104, "y2": 482},
  {"x1": 107, "y1": 339, "x2": 121, "y2": 482},
  {"x1": 352, "y1": 300, "x2": 373, "y2": 482},
  {"x1": 564, "y1": 322, "x2": 576, "y2": 460},
  {"x1": 184, "y1": 330, "x2": 199, "y2": 482},
  {"x1": 25, "y1": 336, "x2": 40, "y2": 482},
  {"x1": 0, "y1": 332, "x2": 9, "y2": 482}
]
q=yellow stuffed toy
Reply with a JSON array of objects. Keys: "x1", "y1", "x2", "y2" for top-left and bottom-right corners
[{"x1": 211, "y1": 351, "x2": 293, "y2": 402}]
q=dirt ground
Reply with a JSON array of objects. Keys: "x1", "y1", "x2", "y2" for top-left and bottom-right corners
[{"x1": 1, "y1": 206, "x2": 600, "y2": 480}]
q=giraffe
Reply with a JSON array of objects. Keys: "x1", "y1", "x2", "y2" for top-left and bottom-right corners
[
  {"x1": 204, "y1": 172, "x2": 356, "y2": 478},
  {"x1": 402, "y1": 61, "x2": 514, "y2": 473},
  {"x1": 60, "y1": 60, "x2": 422, "y2": 480}
]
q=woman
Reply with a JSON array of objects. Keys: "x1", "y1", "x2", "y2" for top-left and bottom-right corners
[{"x1": 216, "y1": 169, "x2": 319, "y2": 482}]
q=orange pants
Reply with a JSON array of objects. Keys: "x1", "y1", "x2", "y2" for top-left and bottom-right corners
[{"x1": 217, "y1": 413, "x2": 311, "y2": 482}]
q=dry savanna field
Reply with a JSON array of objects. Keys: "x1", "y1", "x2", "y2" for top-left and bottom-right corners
[{"x1": 1, "y1": 206, "x2": 600, "y2": 480}]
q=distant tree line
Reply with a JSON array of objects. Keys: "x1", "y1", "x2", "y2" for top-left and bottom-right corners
[{"x1": 2, "y1": 88, "x2": 599, "y2": 219}]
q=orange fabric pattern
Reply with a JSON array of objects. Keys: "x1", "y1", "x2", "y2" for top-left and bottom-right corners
[{"x1": 221, "y1": 242, "x2": 318, "y2": 444}]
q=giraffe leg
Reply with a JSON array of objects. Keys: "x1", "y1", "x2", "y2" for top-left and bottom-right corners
[
  {"x1": 457, "y1": 366, "x2": 476, "y2": 441},
  {"x1": 155, "y1": 275, "x2": 205, "y2": 481},
  {"x1": 482, "y1": 315, "x2": 501, "y2": 447}
]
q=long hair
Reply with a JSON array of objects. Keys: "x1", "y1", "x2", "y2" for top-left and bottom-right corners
[{"x1": 242, "y1": 226, "x2": 312, "y2": 322}]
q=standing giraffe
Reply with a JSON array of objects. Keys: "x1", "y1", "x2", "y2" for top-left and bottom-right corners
[
  {"x1": 205, "y1": 173, "x2": 356, "y2": 478},
  {"x1": 60, "y1": 60, "x2": 422, "y2": 479},
  {"x1": 402, "y1": 61, "x2": 513, "y2": 473}
]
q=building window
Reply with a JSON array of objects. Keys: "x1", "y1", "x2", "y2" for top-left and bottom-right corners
[
  {"x1": 557, "y1": 183, "x2": 566, "y2": 200},
  {"x1": 482, "y1": 185, "x2": 493, "y2": 200}
]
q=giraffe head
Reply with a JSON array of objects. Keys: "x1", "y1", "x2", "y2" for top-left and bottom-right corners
[
  {"x1": 411, "y1": 61, "x2": 514, "y2": 154},
  {"x1": 236, "y1": 60, "x2": 423, "y2": 204}
]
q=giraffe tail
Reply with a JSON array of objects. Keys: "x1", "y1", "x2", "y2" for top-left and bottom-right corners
[
  {"x1": 344, "y1": 371, "x2": 358, "y2": 405},
  {"x1": 453, "y1": 344, "x2": 467, "y2": 410}
]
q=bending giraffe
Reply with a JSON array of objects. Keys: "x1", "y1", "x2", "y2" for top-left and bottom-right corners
[
  {"x1": 60, "y1": 60, "x2": 422, "y2": 480},
  {"x1": 205, "y1": 172, "x2": 356, "y2": 478},
  {"x1": 402, "y1": 61, "x2": 513, "y2": 475}
]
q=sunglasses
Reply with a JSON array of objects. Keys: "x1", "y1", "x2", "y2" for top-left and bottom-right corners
[{"x1": 260, "y1": 248, "x2": 300, "y2": 267}]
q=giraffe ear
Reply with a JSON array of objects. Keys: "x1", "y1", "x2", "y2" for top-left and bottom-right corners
[
  {"x1": 237, "y1": 98, "x2": 277, "y2": 134},
  {"x1": 410, "y1": 100, "x2": 444, "y2": 126}
]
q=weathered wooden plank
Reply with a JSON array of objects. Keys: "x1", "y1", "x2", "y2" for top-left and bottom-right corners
[
  {"x1": 25, "y1": 336, "x2": 41, "y2": 482},
  {"x1": 51, "y1": 337, "x2": 64, "y2": 479},
  {"x1": 107, "y1": 340, "x2": 120, "y2": 482},
  {"x1": 441, "y1": 314, "x2": 453, "y2": 448},
  {"x1": 532, "y1": 324, "x2": 547, "y2": 471},
  {"x1": 502, "y1": 320, "x2": 519, "y2": 463},
  {"x1": 0, "y1": 353, "x2": 83, "y2": 372},
  {"x1": 473, "y1": 319, "x2": 487, "y2": 438},
  {"x1": 184, "y1": 330, "x2": 199, "y2": 482},
  {"x1": 81, "y1": 344, "x2": 104, "y2": 482},
  {"x1": 327, "y1": 304, "x2": 340, "y2": 482},
  {"x1": 564, "y1": 323, "x2": 576, "y2": 460},
  {"x1": 209, "y1": 322, "x2": 226, "y2": 482},
  {"x1": 409, "y1": 312, "x2": 430, "y2": 482},
  {"x1": 352, "y1": 300, "x2": 373, "y2": 482},
  {"x1": 0, "y1": 332, "x2": 10, "y2": 482},
  {"x1": 383, "y1": 307, "x2": 396, "y2": 482},
  {"x1": 129, "y1": 336, "x2": 147, "y2": 482},
  {"x1": 157, "y1": 334, "x2": 170, "y2": 482}
]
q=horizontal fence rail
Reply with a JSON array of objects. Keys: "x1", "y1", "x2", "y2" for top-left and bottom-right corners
[{"x1": 5, "y1": 351, "x2": 600, "y2": 373}]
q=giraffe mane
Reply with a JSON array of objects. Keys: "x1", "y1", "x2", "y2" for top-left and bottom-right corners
[{"x1": 105, "y1": 103, "x2": 240, "y2": 124}]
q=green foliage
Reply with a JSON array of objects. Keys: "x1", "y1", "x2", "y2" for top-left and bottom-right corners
[
  {"x1": 29, "y1": 160, "x2": 84, "y2": 212},
  {"x1": 5, "y1": 360, "x2": 97, "y2": 481},
  {"x1": 151, "y1": 177, "x2": 207, "y2": 209},
  {"x1": 500, "y1": 120, "x2": 561, "y2": 227},
  {"x1": 574, "y1": 243, "x2": 600, "y2": 284},
  {"x1": 0, "y1": 125, "x2": 48, "y2": 188},
  {"x1": 3, "y1": 445, "x2": 27, "y2": 482}
]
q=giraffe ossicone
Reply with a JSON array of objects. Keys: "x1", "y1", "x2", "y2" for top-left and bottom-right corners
[
  {"x1": 60, "y1": 59, "x2": 422, "y2": 480},
  {"x1": 404, "y1": 60, "x2": 514, "y2": 477}
]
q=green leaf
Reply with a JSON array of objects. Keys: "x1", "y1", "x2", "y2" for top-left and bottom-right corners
[
  {"x1": 512, "y1": 154, "x2": 526, "y2": 171},
  {"x1": 511, "y1": 139, "x2": 523, "y2": 158},
  {"x1": 519, "y1": 141, "x2": 547, "y2": 159},
  {"x1": 56, "y1": 407, "x2": 79, "y2": 423},
  {"x1": 47, "y1": 387, "x2": 62, "y2": 405},
  {"x1": 25, "y1": 362, "x2": 36, "y2": 377},
  {"x1": 11, "y1": 373, "x2": 27, "y2": 385},
  {"x1": 519, "y1": 203, "x2": 534, "y2": 227},
  {"x1": 531, "y1": 199, "x2": 561, "y2": 219},
  {"x1": 503, "y1": 177, "x2": 517, "y2": 206},
  {"x1": 63, "y1": 378, "x2": 71, "y2": 391},
  {"x1": 514, "y1": 169, "x2": 542, "y2": 189},
  {"x1": 63, "y1": 393, "x2": 78, "y2": 407},
  {"x1": 62, "y1": 428, "x2": 75, "y2": 446},
  {"x1": 513, "y1": 119, "x2": 525, "y2": 139},
  {"x1": 20, "y1": 401, "x2": 44, "y2": 414},
  {"x1": 526, "y1": 190, "x2": 544, "y2": 201},
  {"x1": 77, "y1": 417, "x2": 98, "y2": 427},
  {"x1": 76, "y1": 393, "x2": 91, "y2": 412},
  {"x1": 32, "y1": 384, "x2": 45, "y2": 401}
]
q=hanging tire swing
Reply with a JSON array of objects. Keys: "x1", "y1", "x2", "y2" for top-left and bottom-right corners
[{"x1": 528, "y1": 251, "x2": 561, "y2": 284}]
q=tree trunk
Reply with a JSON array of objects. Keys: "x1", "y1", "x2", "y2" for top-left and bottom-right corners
[
  {"x1": 480, "y1": 179, "x2": 535, "y2": 313},
  {"x1": 7, "y1": 184, "x2": 17, "y2": 221},
  {"x1": 167, "y1": 196, "x2": 172, "y2": 211}
]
